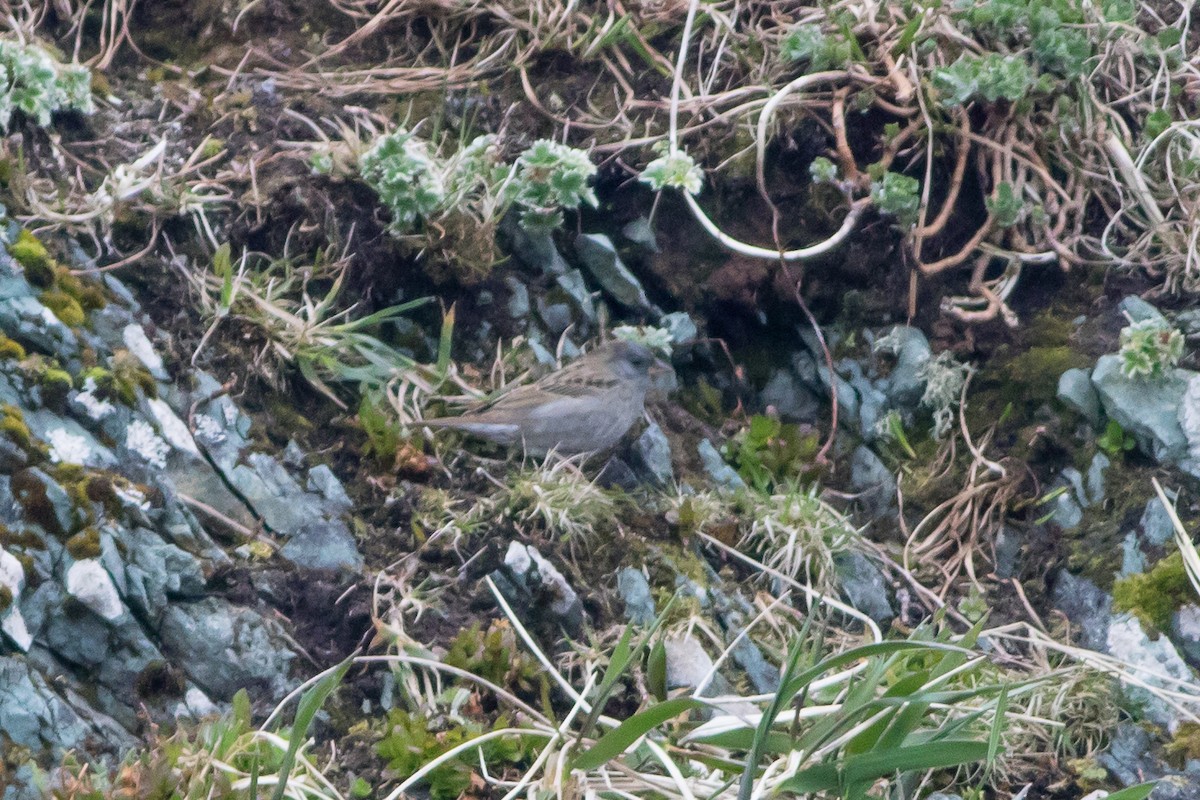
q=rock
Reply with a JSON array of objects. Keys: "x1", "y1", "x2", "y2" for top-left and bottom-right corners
[
  {"x1": 158, "y1": 597, "x2": 296, "y2": 701},
  {"x1": 617, "y1": 567, "x2": 656, "y2": 626},
  {"x1": 0, "y1": 550, "x2": 31, "y2": 651},
  {"x1": 1057, "y1": 367, "x2": 1101, "y2": 425},
  {"x1": 992, "y1": 526, "x2": 1023, "y2": 579},
  {"x1": 1171, "y1": 604, "x2": 1200, "y2": 667},
  {"x1": 504, "y1": 276, "x2": 530, "y2": 321},
  {"x1": 1092, "y1": 354, "x2": 1191, "y2": 464},
  {"x1": 1098, "y1": 722, "x2": 1200, "y2": 799},
  {"x1": 493, "y1": 542, "x2": 584, "y2": 635},
  {"x1": 1050, "y1": 570, "x2": 1111, "y2": 652},
  {"x1": 1140, "y1": 492, "x2": 1177, "y2": 547},
  {"x1": 1085, "y1": 452, "x2": 1109, "y2": 506},
  {"x1": 307, "y1": 465, "x2": 353, "y2": 514},
  {"x1": 278, "y1": 519, "x2": 363, "y2": 572},
  {"x1": 1120, "y1": 532, "x2": 1147, "y2": 577},
  {"x1": 760, "y1": 367, "x2": 820, "y2": 423},
  {"x1": 1107, "y1": 612, "x2": 1195, "y2": 732},
  {"x1": 1180, "y1": 375, "x2": 1200, "y2": 472},
  {"x1": 574, "y1": 234, "x2": 659, "y2": 316},
  {"x1": 0, "y1": 656, "x2": 130, "y2": 754},
  {"x1": 698, "y1": 439, "x2": 746, "y2": 491},
  {"x1": 507, "y1": 224, "x2": 569, "y2": 277},
  {"x1": 113, "y1": 527, "x2": 206, "y2": 620},
  {"x1": 878, "y1": 326, "x2": 931, "y2": 408},
  {"x1": 849, "y1": 445, "x2": 895, "y2": 520},
  {"x1": 834, "y1": 551, "x2": 894, "y2": 623},
  {"x1": 1049, "y1": 481, "x2": 1083, "y2": 529},
  {"x1": 0, "y1": 295, "x2": 78, "y2": 357},
  {"x1": 556, "y1": 269, "x2": 598, "y2": 326},
  {"x1": 631, "y1": 422, "x2": 673, "y2": 486},
  {"x1": 1119, "y1": 295, "x2": 1165, "y2": 324},
  {"x1": 122, "y1": 324, "x2": 169, "y2": 381},
  {"x1": 621, "y1": 216, "x2": 659, "y2": 252},
  {"x1": 660, "y1": 311, "x2": 698, "y2": 345},
  {"x1": 65, "y1": 559, "x2": 126, "y2": 621}
]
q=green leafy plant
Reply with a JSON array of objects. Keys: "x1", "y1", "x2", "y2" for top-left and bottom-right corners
[
  {"x1": 1097, "y1": 419, "x2": 1136, "y2": 457},
  {"x1": 780, "y1": 23, "x2": 855, "y2": 71},
  {"x1": 722, "y1": 415, "x2": 820, "y2": 492},
  {"x1": 869, "y1": 171, "x2": 921, "y2": 227},
  {"x1": 505, "y1": 139, "x2": 598, "y2": 230},
  {"x1": 376, "y1": 709, "x2": 532, "y2": 800},
  {"x1": 1119, "y1": 318, "x2": 1184, "y2": 379},
  {"x1": 933, "y1": 53, "x2": 1034, "y2": 106},
  {"x1": 639, "y1": 148, "x2": 703, "y2": 195},
  {"x1": 0, "y1": 39, "x2": 93, "y2": 130}
]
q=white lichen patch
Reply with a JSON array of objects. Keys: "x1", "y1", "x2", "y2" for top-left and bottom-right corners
[
  {"x1": 73, "y1": 377, "x2": 116, "y2": 420},
  {"x1": 47, "y1": 427, "x2": 92, "y2": 465},
  {"x1": 193, "y1": 414, "x2": 225, "y2": 443},
  {"x1": 113, "y1": 482, "x2": 151, "y2": 510},
  {"x1": 147, "y1": 398, "x2": 201, "y2": 457},
  {"x1": 121, "y1": 323, "x2": 165, "y2": 376},
  {"x1": 125, "y1": 419, "x2": 170, "y2": 468},
  {"x1": 66, "y1": 558, "x2": 125, "y2": 621},
  {"x1": 0, "y1": 549, "x2": 30, "y2": 650}
]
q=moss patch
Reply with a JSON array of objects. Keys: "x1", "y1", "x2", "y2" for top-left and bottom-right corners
[
  {"x1": 9, "y1": 230, "x2": 54, "y2": 287},
  {"x1": 1112, "y1": 552, "x2": 1191, "y2": 631},
  {"x1": 0, "y1": 335, "x2": 26, "y2": 361},
  {"x1": 39, "y1": 290, "x2": 86, "y2": 327}
]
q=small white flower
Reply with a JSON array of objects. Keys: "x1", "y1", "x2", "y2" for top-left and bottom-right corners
[
  {"x1": 126, "y1": 419, "x2": 170, "y2": 469},
  {"x1": 193, "y1": 414, "x2": 225, "y2": 443},
  {"x1": 47, "y1": 428, "x2": 92, "y2": 465}
]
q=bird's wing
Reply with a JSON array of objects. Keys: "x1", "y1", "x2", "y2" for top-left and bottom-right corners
[{"x1": 467, "y1": 359, "x2": 618, "y2": 413}]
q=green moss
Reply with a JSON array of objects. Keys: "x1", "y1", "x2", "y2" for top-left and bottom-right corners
[
  {"x1": 111, "y1": 351, "x2": 158, "y2": 401},
  {"x1": 38, "y1": 366, "x2": 73, "y2": 408},
  {"x1": 65, "y1": 527, "x2": 102, "y2": 559},
  {"x1": 1112, "y1": 552, "x2": 1191, "y2": 631},
  {"x1": 0, "y1": 405, "x2": 33, "y2": 450},
  {"x1": 52, "y1": 266, "x2": 107, "y2": 312},
  {"x1": 38, "y1": 290, "x2": 86, "y2": 327},
  {"x1": 0, "y1": 523, "x2": 45, "y2": 550},
  {"x1": 9, "y1": 230, "x2": 55, "y2": 288},
  {"x1": 0, "y1": 584, "x2": 11, "y2": 613},
  {"x1": 0, "y1": 335, "x2": 26, "y2": 361}
]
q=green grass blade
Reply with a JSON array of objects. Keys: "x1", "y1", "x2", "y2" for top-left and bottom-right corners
[
  {"x1": 270, "y1": 659, "x2": 351, "y2": 800},
  {"x1": 572, "y1": 697, "x2": 704, "y2": 771}
]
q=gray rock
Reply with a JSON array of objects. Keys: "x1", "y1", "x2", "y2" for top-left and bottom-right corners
[
  {"x1": 761, "y1": 368, "x2": 820, "y2": 423},
  {"x1": 0, "y1": 296, "x2": 78, "y2": 357},
  {"x1": 536, "y1": 297, "x2": 574, "y2": 335},
  {"x1": 1120, "y1": 532, "x2": 1147, "y2": 577},
  {"x1": 1056, "y1": 367, "x2": 1100, "y2": 425},
  {"x1": 1119, "y1": 295, "x2": 1165, "y2": 324},
  {"x1": 1106, "y1": 612, "x2": 1194, "y2": 732},
  {"x1": 621, "y1": 216, "x2": 659, "y2": 252},
  {"x1": 278, "y1": 519, "x2": 364, "y2": 572},
  {"x1": 834, "y1": 551, "x2": 894, "y2": 623},
  {"x1": 1092, "y1": 354, "x2": 1191, "y2": 464},
  {"x1": 660, "y1": 311, "x2": 698, "y2": 345},
  {"x1": 698, "y1": 439, "x2": 746, "y2": 491},
  {"x1": 1049, "y1": 484, "x2": 1083, "y2": 529},
  {"x1": 617, "y1": 567, "x2": 656, "y2": 626},
  {"x1": 15, "y1": 468, "x2": 75, "y2": 537},
  {"x1": 631, "y1": 423, "x2": 673, "y2": 486},
  {"x1": 1099, "y1": 723, "x2": 1200, "y2": 799},
  {"x1": 504, "y1": 276, "x2": 530, "y2": 321},
  {"x1": 1050, "y1": 570, "x2": 1111, "y2": 651},
  {"x1": 114, "y1": 527, "x2": 206, "y2": 621},
  {"x1": 158, "y1": 597, "x2": 296, "y2": 701},
  {"x1": 879, "y1": 326, "x2": 931, "y2": 408},
  {"x1": 507, "y1": 224, "x2": 569, "y2": 277},
  {"x1": 992, "y1": 526, "x2": 1023, "y2": 579},
  {"x1": 1171, "y1": 605, "x2": 1200, "y2": 667},
  {"x1": 307, "y1": 465, "x2": 353, "y2": 514},
  {"x1": 574, "y1": 234, "x2": 660, "y2": 316},
  {"x1": 1085, "y1": 452, "x2": 1109, "y2": 506},
  {"x1": 0, "y1": 656, "x2": 109, "y2": 753},
  {"x1": 494, "y1": 542, "x2": 584, "y2": 635},
  {"x1": 849, "y1": 445, "x2": 895, "y2": 520},
  {"x1": 555, "y1": 269, "x2": 597, "y2": 326},
  {"x1": 1141, "y1": 492, "x2": 1177, "y2": 547}
]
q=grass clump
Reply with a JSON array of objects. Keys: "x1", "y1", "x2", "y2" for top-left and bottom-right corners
[{"x1": 739, "y1": 483, "x2": 858, "y2": 592}]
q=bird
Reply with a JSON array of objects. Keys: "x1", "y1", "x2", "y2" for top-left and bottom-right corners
[{"x1": 419, "y1": 340, "x2": 667, "y2": 456}]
